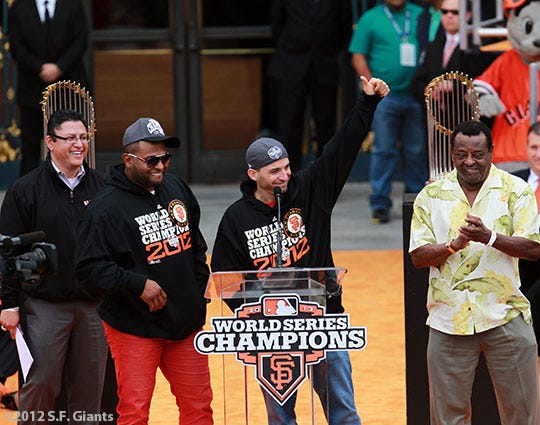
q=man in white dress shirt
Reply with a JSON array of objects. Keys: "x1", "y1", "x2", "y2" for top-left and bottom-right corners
[
  {"x1": 8, "y1": 0, "x2": 88, "y2": 176},
  {"x1": 515, "y1": 121, "x2": 540, "y2": 355}
]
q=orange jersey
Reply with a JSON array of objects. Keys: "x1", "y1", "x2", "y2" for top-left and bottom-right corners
[{"x1": 476, "y1": 49, "x2": 540, "y2": 163}]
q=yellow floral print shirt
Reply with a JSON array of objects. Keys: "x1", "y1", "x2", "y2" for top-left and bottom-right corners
[{"x1": 409, "y1": 165, "x2": 540, "y2": 335}]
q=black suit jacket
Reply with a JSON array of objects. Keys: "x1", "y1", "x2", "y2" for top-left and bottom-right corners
[
  {"x1": 267, "y1": 0, "x2": 351, "y2": 86},
  {"x1": 513, "y1": 167, "x2": 540, "y2": 303},
  {"x1": 8, "y1": 0, "x2": 88, "y2": 109},
  {"x1": 514, "y1": 168, "x2": 531, "y2": 182},
  {"x1": 412, "y1": 31, "x2": 484, "y2": 103}
]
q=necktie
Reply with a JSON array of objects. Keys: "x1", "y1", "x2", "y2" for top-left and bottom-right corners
[
  {"x1": 442, "y1": 37, "x2": 456, "y2": 69},
  {"x1": 44, "y1": 0, "x2": 53, "y2": 60},
  {"x1": 44, "y1": 0, "x2": 50, "y2": 23}
]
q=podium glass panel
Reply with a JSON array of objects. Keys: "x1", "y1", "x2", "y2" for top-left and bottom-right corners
[
  {"x1": 199, "y1": 267, "x2": 353, "y2": 425},
  {"x1": 205, "y1": 267, "x2": 346, "y2": 305}
]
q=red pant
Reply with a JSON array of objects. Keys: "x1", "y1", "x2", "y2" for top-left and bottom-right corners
[{"x1": 104, "y1": 323, "x2": 213, "y2": 425}]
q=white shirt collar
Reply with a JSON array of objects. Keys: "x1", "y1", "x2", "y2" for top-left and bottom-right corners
[
  {"x1": 35, "y1": 0, "x2": 56, "y2": 22},
  {"x1": 445, "y1": 32, "x2": 460, "y2": 45},
  {"x1": 51, "y1": 159, "x2": 85, "y2": 190},
  {"x1": 528, "y1": 168, "x2": 540, "y2": 190}
]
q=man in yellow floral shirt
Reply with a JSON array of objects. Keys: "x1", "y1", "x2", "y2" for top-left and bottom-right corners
[{"x1": 409, "y1": 120, "x2": 540, "y2": 425}]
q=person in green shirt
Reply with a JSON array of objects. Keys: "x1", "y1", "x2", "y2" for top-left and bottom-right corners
[{"x1": 349, "y1": 0, "x2": 428, "y2": 224}]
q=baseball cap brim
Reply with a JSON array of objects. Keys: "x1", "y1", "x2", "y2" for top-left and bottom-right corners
[{"x1": 145, "y1": 135, "x2": 181, "y2": 148}]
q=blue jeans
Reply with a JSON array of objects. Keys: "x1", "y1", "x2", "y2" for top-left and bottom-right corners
[
  {"x1": 262, "y1": 351, "x2": 361, "y2": 425},
  {"x1": 369, "y1": 93, "x2": 428, "y2": 211}
]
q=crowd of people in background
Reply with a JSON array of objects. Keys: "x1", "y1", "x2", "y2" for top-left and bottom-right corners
[
  {"x1": 1, "y1": 1, "x2": 540, "y2": 425},
  {"x1": 261, "y1": 0, "x2": 500, "y2": 224}
]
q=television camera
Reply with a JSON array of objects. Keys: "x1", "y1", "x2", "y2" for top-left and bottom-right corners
[{"x1": 0, "y1": 231, "x2": 58, "y2": 283}]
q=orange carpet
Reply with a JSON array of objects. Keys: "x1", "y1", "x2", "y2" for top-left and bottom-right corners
[{"x1": 0, "y1": 250, "x2": 406, "y2": 425}]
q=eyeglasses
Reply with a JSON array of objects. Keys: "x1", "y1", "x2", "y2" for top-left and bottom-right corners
[
  {"x1": 51, "y1": 133, "x2": 91, "y2": 143},
  {"x1": 127, "y1": 152, "x2": 172, "y2": 167},
  {"x1": 441, "y1": 8, "x2": 459, "y2": 15}
]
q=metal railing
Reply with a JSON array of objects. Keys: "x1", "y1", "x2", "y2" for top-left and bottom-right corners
[
  {"x1": 459, "y1": 0, "x2": 507, "y2": 51},
  {"x1": 459, "y1": 0, "x2": 539, "y2": 126}
]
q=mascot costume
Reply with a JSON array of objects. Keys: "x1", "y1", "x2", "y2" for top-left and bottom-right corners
[{"x1": 473, "y1": 0, "x2": 540, "y2": 168}]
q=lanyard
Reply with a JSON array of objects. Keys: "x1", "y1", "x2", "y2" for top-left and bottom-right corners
[{"x1": 383, "y1": 4, "x2": 410, "y2": 42}]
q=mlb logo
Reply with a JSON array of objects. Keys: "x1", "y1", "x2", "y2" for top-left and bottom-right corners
[{"x1": 263, "y1": 296, "x2": 298, "y2": 316}]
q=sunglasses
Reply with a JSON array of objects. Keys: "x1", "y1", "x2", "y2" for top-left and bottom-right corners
[
  {"x1": 127, "y1": 152, "x2": 172, "y2": 167},
  {"x1": 441, "y1": 8, "x2": 459, "y2": 15}
]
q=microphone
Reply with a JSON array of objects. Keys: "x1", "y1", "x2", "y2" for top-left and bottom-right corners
[
  {"x1": 274, "y1": 187, "x2": 283, "y2": 268},
  {"x1": 0, "y1": 231, "x2": 47, "y2": 254},
  {"x1": 273, "y1": 186, "x2": 282, "y2": 201}
]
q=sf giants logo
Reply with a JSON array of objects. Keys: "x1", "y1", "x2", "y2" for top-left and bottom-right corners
[
  {"x1": 238, "y1": 295, "x2": 326, "y2": 405},
  {"x1": 270, "y1": 355, "x2": 296, "y2": 389},
  {"x1": 258, "y1": 353, "x2": 305, "y2": 402}
]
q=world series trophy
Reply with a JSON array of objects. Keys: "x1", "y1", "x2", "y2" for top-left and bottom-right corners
[
  {"x1": 197, "y1": 267, "x2": 367, "y2": 425},
  {"x1": 424, "y1": 72, "x2": 480, "y2": 181},
  {"x1": 41, "y1": 80, "x2": 96, "y2": 168}
]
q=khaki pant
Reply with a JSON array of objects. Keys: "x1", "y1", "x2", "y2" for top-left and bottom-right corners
[{"x1": 427, "y1": 316, "x2": 540, "y2": 425}]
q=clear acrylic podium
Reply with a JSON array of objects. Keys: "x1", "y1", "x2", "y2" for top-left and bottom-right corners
[{"x1": 199, "y1": 267, "x2": 348, "y2": 425}]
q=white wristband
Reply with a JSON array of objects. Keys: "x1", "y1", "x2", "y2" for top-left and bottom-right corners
[
  {"x1": 1, "y1": 307, "x2": 19, "y2": 312},
  {"x1": 486, "y1": 230, "x2": 497, "y2": 247}
]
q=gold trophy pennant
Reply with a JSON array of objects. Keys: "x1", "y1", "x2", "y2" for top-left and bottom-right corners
[
  {"x1": 41, "y1": 80, "x2": 96, "y2": 169},
  {"x1": 425, "y1": 72, "x2": 480, "y2": 181}
]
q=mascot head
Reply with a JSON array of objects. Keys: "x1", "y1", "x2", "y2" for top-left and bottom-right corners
[{"x1": 504, "y1": 0, "x2": 540, "y2": 63}]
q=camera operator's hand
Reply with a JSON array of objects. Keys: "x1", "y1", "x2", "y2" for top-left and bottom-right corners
[
  {"x1": 140, "y1": 279, "x2": 167, "y2": 312},
  {"x1": 0, "y1": 310, "x2": 19, "y2": 340}
]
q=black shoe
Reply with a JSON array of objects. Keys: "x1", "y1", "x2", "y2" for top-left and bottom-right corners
[
  {"x1": 371, "y1": 209, "x2": 389, "y2": 224},
  {"x1": 1, "y1": 391, "x2": 18, "y2": 410}
]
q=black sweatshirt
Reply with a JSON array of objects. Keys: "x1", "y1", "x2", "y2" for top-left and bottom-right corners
[
  {"x1": 211, "y1": 94, "x2": 382, "y2": 314},
  {"x1": 76, "y1": 164, "x2": 210, "y2": 340}
]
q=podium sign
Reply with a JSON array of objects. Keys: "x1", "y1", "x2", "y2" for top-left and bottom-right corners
[{"x1": 196, "y1": 268, "x2": 367, "y2": 424}]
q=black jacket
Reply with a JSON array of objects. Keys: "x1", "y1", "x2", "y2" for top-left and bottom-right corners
[
  {"x1": 211, "y1": 94, "x2": 382, "y2": 313},
  {"x1": 0, "y1": 157, "x2": 105, "y2": 307},
  {"x1": 514, "y1": 168, "x2": 531, "y2": 183},
  {"x1": 513, "y1": 167, "x2": 540, "y2": 297},
  {"x1": 75, "y1": 164, "x2": 210, "y2": 340},
  {"x1": 8, "y1": 0, "x2": 88, "y2": 108},
  {"x1": 412, "y1": 31, "x2": 484, "y2": 104},
  {"x1": 268, "y1": 0, "x2": 351, "y2": 86}
]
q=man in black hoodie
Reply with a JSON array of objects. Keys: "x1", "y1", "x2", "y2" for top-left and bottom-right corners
[
  {"x1": 0, "y1": 109, "x2": 108, "y2": 424},
  {"x1": 75, "y1": 118, "x2": 213, "y2": 424},
  {"x1": 211, "y1": 77, "x2": 389, "y2": 425}
]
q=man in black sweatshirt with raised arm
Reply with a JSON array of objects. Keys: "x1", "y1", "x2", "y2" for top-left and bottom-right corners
[{"x1": 211, "y1": 77, "x2": 389, "y2": 425}]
